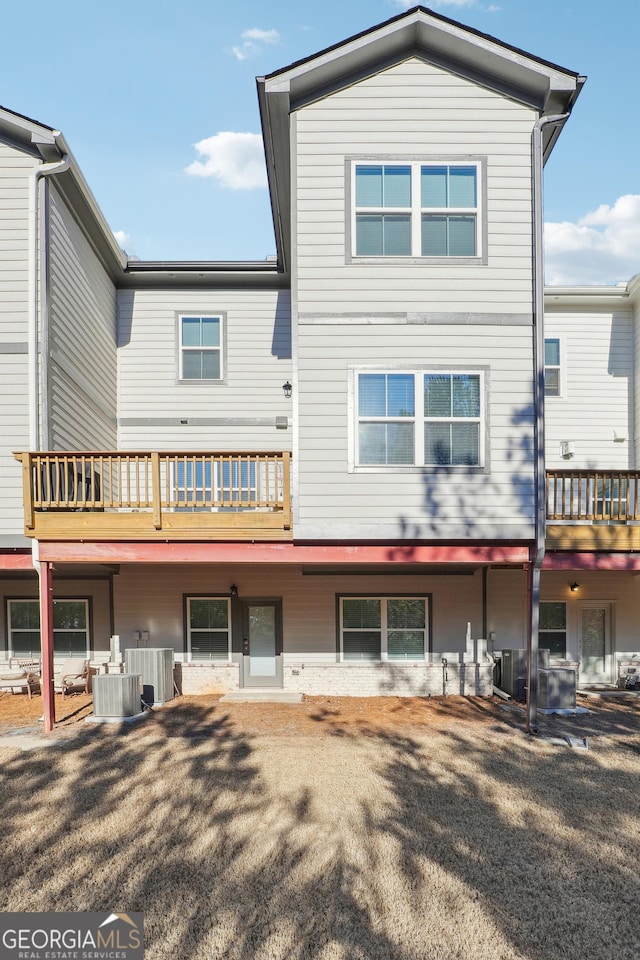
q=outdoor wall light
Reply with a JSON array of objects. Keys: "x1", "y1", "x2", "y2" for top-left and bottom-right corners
[
  {"x1": 230, "y1": 584, "x2": 238, "y2": 598},
  {"x1": 282, "y1": 381, "x2": 292, "y2": 399},
  {"x1": 570, "y1": 582, "x2": 580, "y2": 593}
]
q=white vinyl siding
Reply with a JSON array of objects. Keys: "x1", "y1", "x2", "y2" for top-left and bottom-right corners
[
  {"x1": 48, "y1": 185, "x2": 118, "y2": 449},
  {"x1": 117, "y1": 288, "x2": 292, "y2": 450},
  {"x1": 294, "y1": 57, "x2": 536, "y2": 316},
  {"x1": 112, "y1": 565, "x2": 483, "y2": 660},
  {"x1": 544, "y1": 303, "x2": 632, "y2": 470},
  {"x1": 0, "y1": 144, "x2": 36, "y2": 539},
  {"x1": 296, "y1": 321, "x2": 534, "y2": 541}
]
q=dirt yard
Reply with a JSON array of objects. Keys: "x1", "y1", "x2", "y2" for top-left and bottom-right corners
[{"x1": 0, "y1": 690, "x2": 638, "y2": 960}]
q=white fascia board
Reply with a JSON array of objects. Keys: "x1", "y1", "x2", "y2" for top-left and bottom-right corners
[{"x1": 544, "y1": 286, "x2": 631, "y2": 309}]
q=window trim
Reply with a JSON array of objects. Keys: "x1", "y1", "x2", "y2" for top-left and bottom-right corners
[
  {"x1": 350, "y1": 367, "x2": 487, "y2": 471},
  {"x1": 5, "y1": 598, "x2": 91, "y2": 659},
  {"x1": 347, "y1": 156, "x2": 487, "y2": 264},
  {"x1": 184, "y1": 595, "x2": 232, "y2": 663},
  {"x1": 336, "y1": 594, "x2": 431, "y2": 662},
  {"x1": 177, "y1": 313, "x2": 225, "y2": 383}
]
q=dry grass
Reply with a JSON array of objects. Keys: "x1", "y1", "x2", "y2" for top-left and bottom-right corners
[{"x1": 0, "y1": 692, "x2": 638, "y2": 960}]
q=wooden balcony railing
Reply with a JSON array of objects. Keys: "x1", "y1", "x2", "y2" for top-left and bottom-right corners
[
  {"x1": 546, "y1": 469, "x2": 640, "y2": 522},
  {"x1": 15, "y1": 451, "x2": 292, "y2": 542}
]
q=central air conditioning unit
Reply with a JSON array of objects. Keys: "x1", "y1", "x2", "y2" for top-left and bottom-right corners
[
  {"x1": 125, "y1": 647, "x2": 175, "y2": 705},
  {"x1": 538, "y1": 667, "x2": 577, "y2": 709},
  {"x1": 93, "y1": 673, "x2": 142, "y2": 719},
  {"x1": 500, "y1": 648, "x2": 551, "y2": 700}
]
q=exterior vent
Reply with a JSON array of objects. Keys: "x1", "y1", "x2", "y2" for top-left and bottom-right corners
[
  {"x1": 125, "y1": 647, "x2": 175, "y2": 705},
  {"x1": 93, "y1": 673, "x2": 142, "y2": 718}
]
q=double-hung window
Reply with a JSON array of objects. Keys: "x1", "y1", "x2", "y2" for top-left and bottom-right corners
[
  {"x1": 180, "y1": 315, "x2": 222, "y2": 380},
  {"x1": 353, "y1": 161, "x2": 479, "y2": 258},
  {"x1": 6, "y1": 599, "x2": 90, "y2": 658},
  {"x1": 539, "y1": 602, "x2": 567, "y2": 659},
  {"x1": 544, "y1": 338, "x2": 561, "y2": 397},
  {"x1": 340, "y1": 596, "x2": 428, "y2": 661},
  {"x1": 186, "y1": 597, "x2": 231, "y2": 661},
  {"x1": 356, "y1": 371, "x2": 483, "y2": 467}
]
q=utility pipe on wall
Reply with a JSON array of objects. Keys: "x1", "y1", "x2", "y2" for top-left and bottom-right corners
[
  {"x1": 528, "y1": 113, "x2": 568, "y2": 735},
  {"x1": 28, "y1": 153, "x2": 69, "y2": 734},
  {"x1": 28, "y1": 153, "x2": 69, "y2": 450}
]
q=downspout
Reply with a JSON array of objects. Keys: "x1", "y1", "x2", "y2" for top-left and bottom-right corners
[
  {"x1": 28, "y1": 153, "x2": 69, "y2": 733},
  {"x1": 28, "y1": 154, "x2": 70, "y2": 449},
  {"x1": 527, "y1": 114, "x2": 568, "y2": 734}
]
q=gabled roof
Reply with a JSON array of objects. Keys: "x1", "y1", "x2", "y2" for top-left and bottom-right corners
[
  {"x1": 258, "y1": 5, "x2": 585, "y2": 271},
  {"x1": 0, "y1": 105, "x2": 128, "y2": 279}
]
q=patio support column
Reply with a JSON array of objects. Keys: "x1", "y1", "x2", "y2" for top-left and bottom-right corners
[{"x1": 39, "y1": 559, "x2": 55, "y2": 732}]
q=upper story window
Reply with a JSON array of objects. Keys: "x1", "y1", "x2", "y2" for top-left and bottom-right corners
[
  {"x1": 544, "y1": 338, "x2": 561, "y2": 397},
  {"x1": 356, "y1": 371, "x2": 483, "y2": 468},
  {"x1": 180, "y1": 315, "x2": 222, "y2": 380},
  {"x1": 353, "y1": 161, "x2": 479, "y2": 259}
]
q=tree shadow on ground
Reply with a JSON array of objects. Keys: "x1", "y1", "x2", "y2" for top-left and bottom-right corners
[{"x1": 0, "y1": 697, "x2": 638, "y2": 960}]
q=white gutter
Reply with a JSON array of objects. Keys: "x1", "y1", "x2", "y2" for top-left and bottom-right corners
[
  {"x1": 28, "y1": 153, "x2": 69, "y2": 450},
  {"x1": 527, "y1": 113, "x2": 568, "y2": 735}
]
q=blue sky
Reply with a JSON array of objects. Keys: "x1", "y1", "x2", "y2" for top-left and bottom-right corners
[{"x1": 2, "y1": 0, "x2": 639, "y2": 284}]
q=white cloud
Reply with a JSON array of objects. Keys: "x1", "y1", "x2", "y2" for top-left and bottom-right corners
[
  {"x1": 113, "y1": 230, "x2": 131, "y2": 250},
  {"x1": 544, "y1": 195, "x2": 640, "y2": 286},
  {"x1": 232, "y1": 27, "x2": 280, "y2": 61},
  {"x1": 185, "y1": 132, "x2": 267, "y2": 190}
]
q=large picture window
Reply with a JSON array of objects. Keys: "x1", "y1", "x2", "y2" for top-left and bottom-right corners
[
  {"x1": 340, "y1": 596, "x2": 428, "y2": 661},
  {"x1": 353, "y1": 161, "x2": 480, "y2": 258},
  {"x1": 186, "y1": 597, "x2": 231, "y2": 661},
  {"x1": 179, "y1": 315, "x2": 222, "y2": 380},
  {"x1": 6, "y1": 599, "x2": 90, "y2": 658},
  {"x1": 356, "y1": 371, "x2": 483, "y2": 467}
]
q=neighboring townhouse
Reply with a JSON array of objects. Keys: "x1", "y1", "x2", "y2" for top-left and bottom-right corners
[{"x1": 0, "y1": 6, "x2": 636, "y2": 728}]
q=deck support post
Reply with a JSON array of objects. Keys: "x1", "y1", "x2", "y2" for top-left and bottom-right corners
[{"x1": 39, "y1": 559, "x2": 55, "y2": 733}]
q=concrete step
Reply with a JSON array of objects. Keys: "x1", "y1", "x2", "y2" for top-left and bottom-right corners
[{"x1": 219, "y1": 690, "x2": 302, "y2": 704}]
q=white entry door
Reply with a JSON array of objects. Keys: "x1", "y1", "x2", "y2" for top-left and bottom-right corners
[
  {"x1": 241, "y1": 600, "x2": 283, "y2": 688},
  {"x1": 579, "y1": 605, "x2": 613, "y2": 685}
]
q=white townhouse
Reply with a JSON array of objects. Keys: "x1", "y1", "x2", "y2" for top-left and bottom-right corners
[{"x1": 0, "y1": 6, "x2": 637, "y2": 727}]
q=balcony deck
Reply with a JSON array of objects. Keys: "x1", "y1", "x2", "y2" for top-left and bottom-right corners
[
  {"x1": 15, "y1": 451, "x2": 292, "y2": 542},
  {"x1": 546, "y1": 469, "x2": 640, "y2": 550}
]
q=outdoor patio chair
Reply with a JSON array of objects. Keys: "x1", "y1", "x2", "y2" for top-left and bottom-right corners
[
  {"x1": 0, "y1": 659, "x2": 41, "y2": 699},
  {"x1": 53, "y1": 658, "x2": 90, "y2": 699}
]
